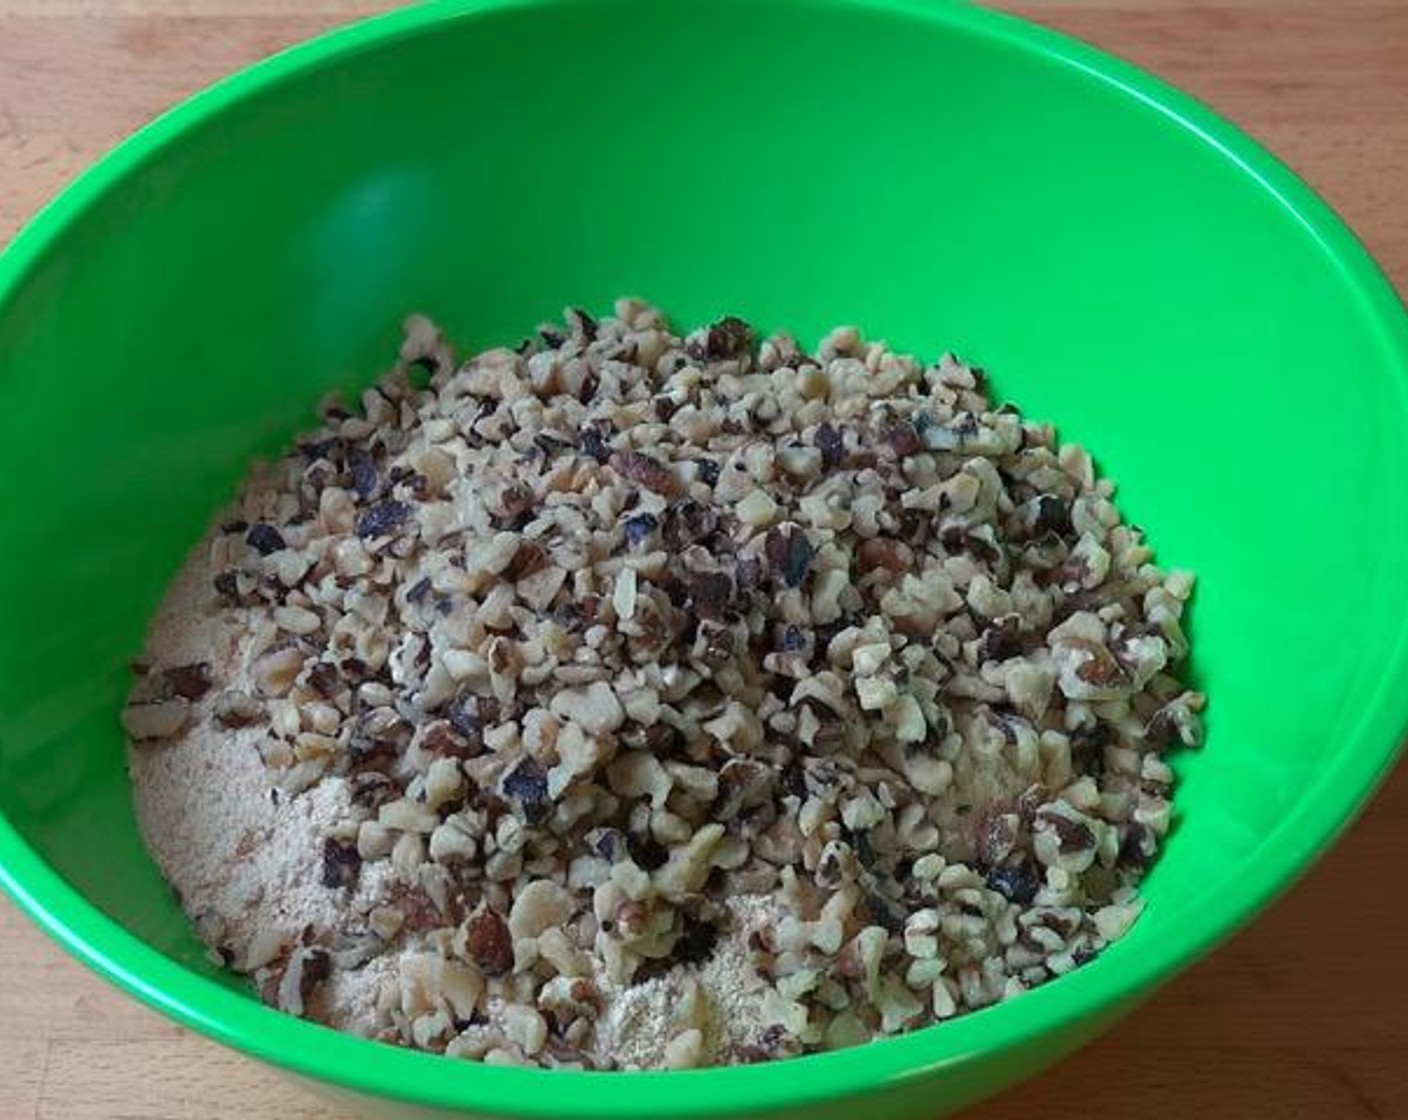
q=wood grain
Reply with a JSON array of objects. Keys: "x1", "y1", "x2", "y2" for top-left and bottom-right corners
[{"x1": 2, "y1": 2, "x2": 1406, "y2": 1117}]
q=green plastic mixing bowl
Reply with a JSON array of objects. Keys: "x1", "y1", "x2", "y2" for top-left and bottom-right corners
[{"x1": 2, "y1": 0, "x2": 1406, "y2": 1116}]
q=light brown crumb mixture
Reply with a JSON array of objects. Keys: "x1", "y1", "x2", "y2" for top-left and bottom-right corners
[{"x1": 125, "y1": 299, "x2": 1203, "y2": 1070}]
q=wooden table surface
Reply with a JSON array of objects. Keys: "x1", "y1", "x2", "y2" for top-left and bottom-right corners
[{"x1": 3, "y1": 2, "x2": 1407, "y2": 1117}]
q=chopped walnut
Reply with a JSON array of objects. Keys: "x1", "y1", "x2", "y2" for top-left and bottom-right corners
[{"x1": 128, "y1": 299, "x2": 1200, "y2": 1070}]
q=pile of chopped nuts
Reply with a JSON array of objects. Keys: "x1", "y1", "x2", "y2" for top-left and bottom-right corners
[{"x1": 125, "y1": 299, "x2": 1203, "y2": 1069}]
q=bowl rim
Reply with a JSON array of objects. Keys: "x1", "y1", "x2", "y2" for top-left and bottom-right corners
[{"x1": 3, "y1": 0, "x2": 1408, "y2": 1115}]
